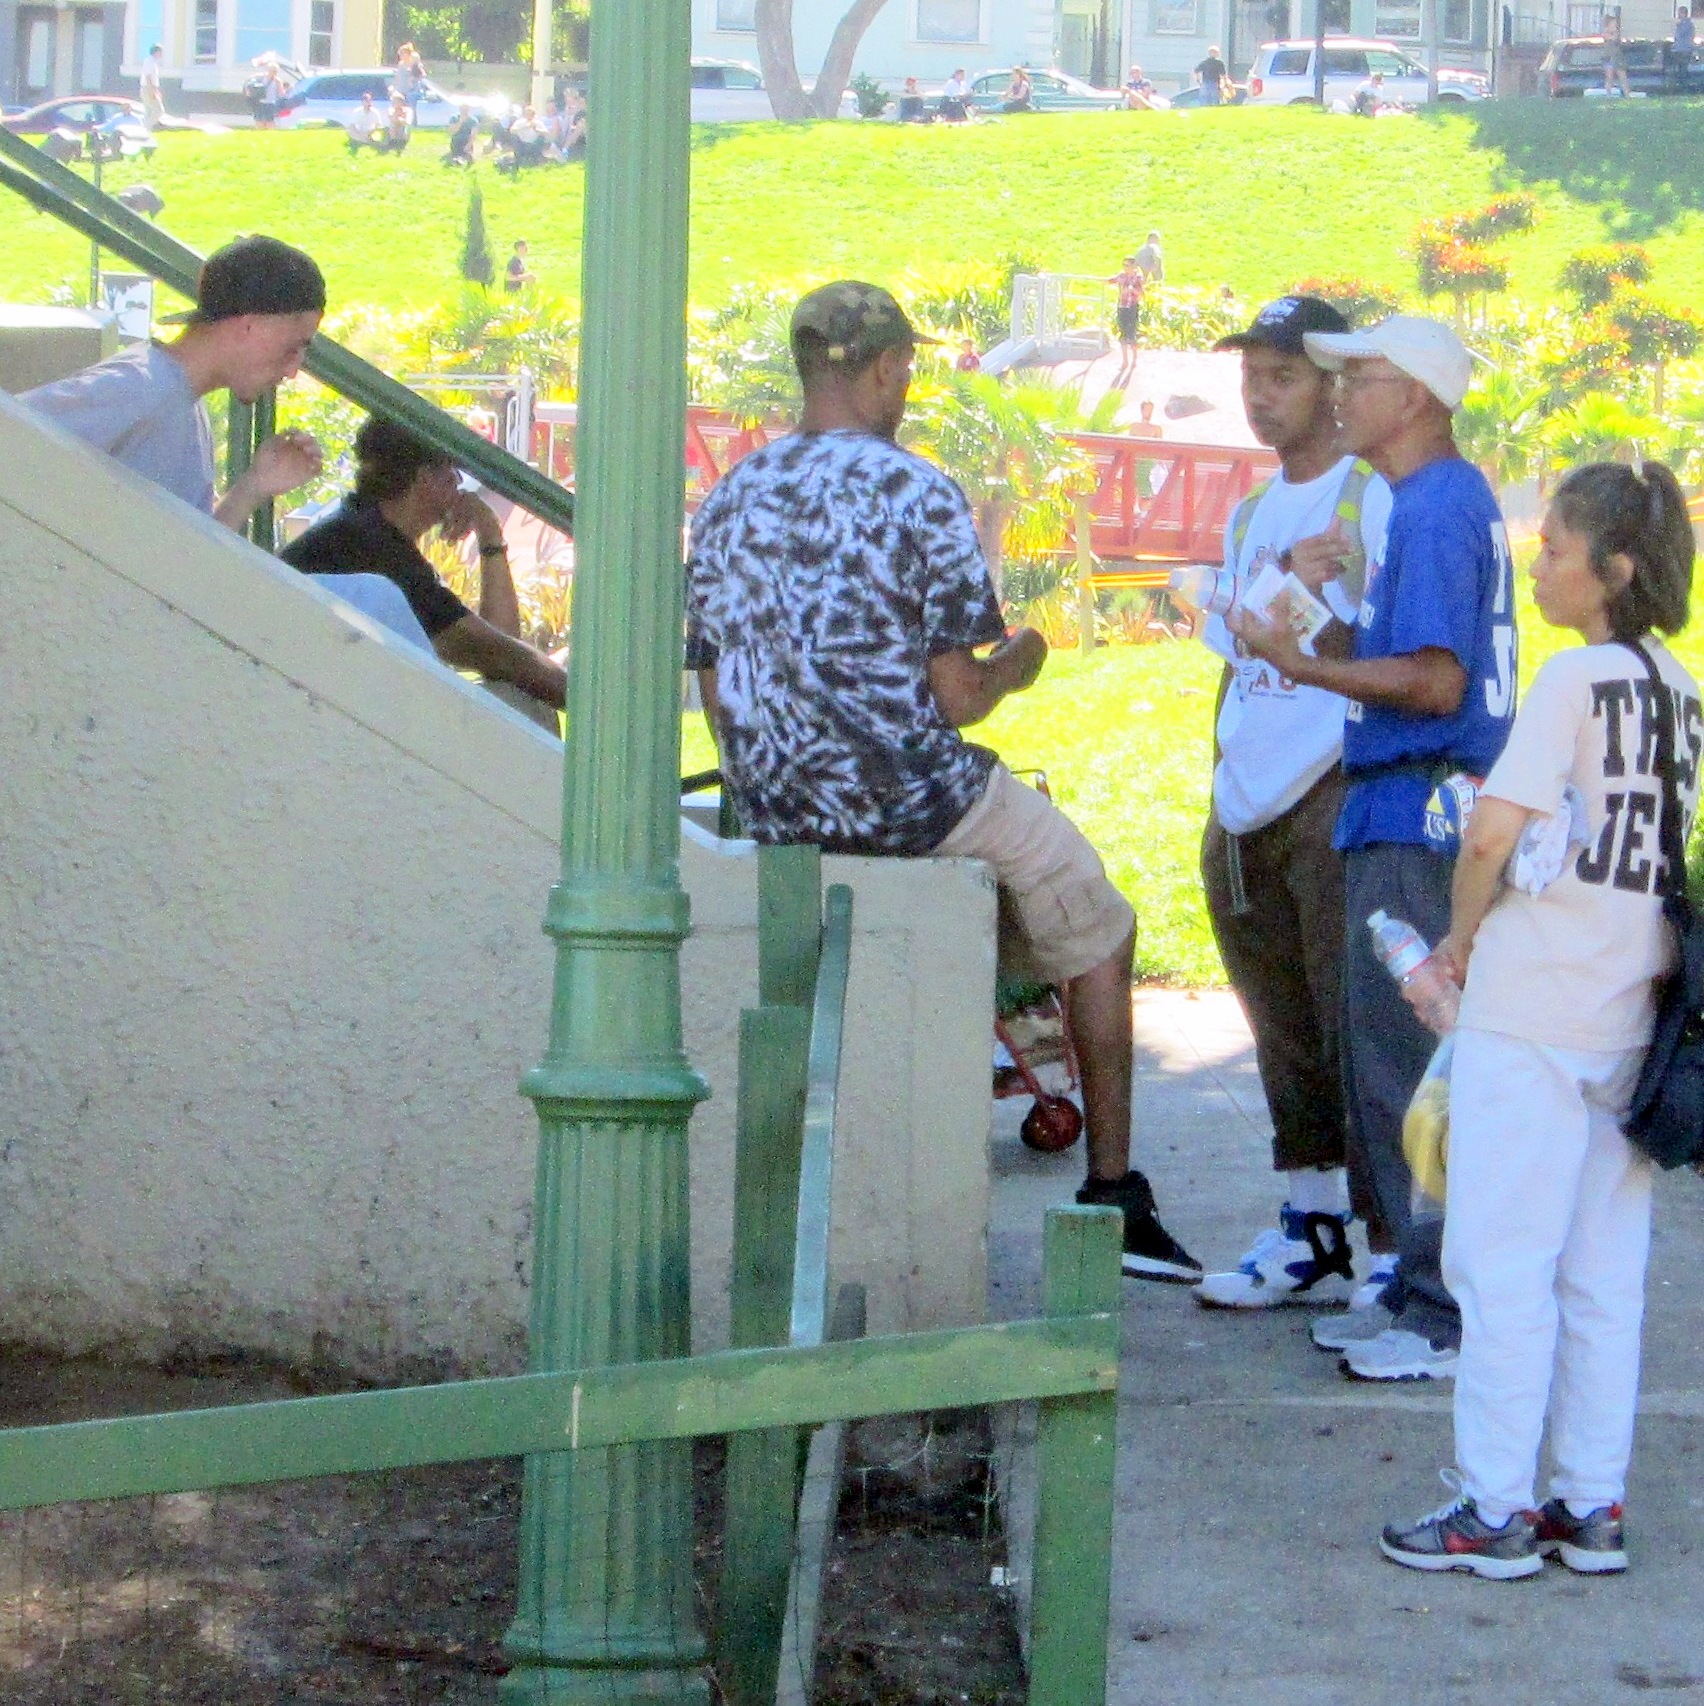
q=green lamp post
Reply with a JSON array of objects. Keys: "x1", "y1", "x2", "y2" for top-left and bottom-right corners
[{"x1": 498, "y1": 0, "x2": 708, "y2": 1698}]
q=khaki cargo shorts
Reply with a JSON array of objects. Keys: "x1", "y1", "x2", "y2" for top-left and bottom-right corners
[{"x1": 934, "y1": 762, "x2": 1136, "y2": 986}]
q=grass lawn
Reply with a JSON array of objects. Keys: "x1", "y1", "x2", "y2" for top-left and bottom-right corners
[
  {"x1": 685, "y1": 568, "x2": 1704, "y2": 988},
  {"x1": 9, "y1": 102, "x2": 1704, "y2": 314}
]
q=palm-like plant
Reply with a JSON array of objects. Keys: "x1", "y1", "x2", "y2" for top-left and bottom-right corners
[
  {"x1": 1538, "y1": 392, "x2": 1666, "y2": 474},
  {"x1": 904, "y1": 370, "x2": 1120, "y2": 603},
  {"x1": 1454, "y1": 370, "x2": 1548, "y2": 489}
]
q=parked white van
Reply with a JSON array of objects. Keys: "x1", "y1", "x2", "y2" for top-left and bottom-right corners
[{"x1": 1244, "y1": 38, "x2": 1490, "y2": 105}]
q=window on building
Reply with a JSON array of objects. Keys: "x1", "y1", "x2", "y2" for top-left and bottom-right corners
[
  {"x1": 24, "y1": 16, "x2": 53, "y2": 88},
  {"x1": 916, "y1": 0, "x2": 982, "y2": 43},
  {"x1": 1153, "y1": 0, "x2": 1200, "y2": 33},
  {"x1": 309, "y1": 0, "x2": 335, "y2": 65},
  {"x1": 76, "y1": 15, "x2": 105, "y2": 89},
  {"x1": 1443, "y1": 0, "x2": 1474, "y2": 40},
  {"x1": 194, "y1": 0, "x2": 219, "y2": 63},
  {"x1": 1374, "y1": 0, "x2": 1423, "y2": 36},
  {"x1": 716, "y1": 0, "x2": 757, "y2": 29}
]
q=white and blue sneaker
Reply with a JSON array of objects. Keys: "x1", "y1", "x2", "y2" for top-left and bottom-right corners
[{"x1": 1194, "y1": 1206, "x2": 1354, "y2": 1309}]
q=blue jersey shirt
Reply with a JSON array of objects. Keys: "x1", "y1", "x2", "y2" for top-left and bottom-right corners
[{"x1": 1335, "y1": 457, "x2": 1516, "y2": 851}]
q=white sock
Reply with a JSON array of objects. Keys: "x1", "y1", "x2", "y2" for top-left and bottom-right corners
[
  {"x1": 1475, "y1": 1500, "x2": 1517, "y2": 1530},
  {"x1": 1565, "y1": 1498, "x2": 1606, "y2": 1520},
  {"x1": 1286, "y1": 1168, "x2": 1348, "y2": 1217}
]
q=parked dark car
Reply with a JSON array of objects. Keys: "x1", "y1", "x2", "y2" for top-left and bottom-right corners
[
  {"x1": 2, "y1": 96, "x2": 144, "y2": 135},
  {"x1": 1539, "y1": 35, "x2": 1704, "y2": 96}
]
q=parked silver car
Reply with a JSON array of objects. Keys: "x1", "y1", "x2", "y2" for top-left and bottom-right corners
[
  {"x1": 1244, "y1": 38, "x2": 1490, "y2": 105},
  {"x1": 273, "y1": 70, "x2": 507, "y2": 131},
  {"x1": 689, "y1": 57, "x2": 859, "y2": 120}
]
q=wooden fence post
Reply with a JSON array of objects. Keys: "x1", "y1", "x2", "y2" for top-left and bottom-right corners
[{"x1": 1027, "y1": 1206, "x2": 1121, "y2": 1706}]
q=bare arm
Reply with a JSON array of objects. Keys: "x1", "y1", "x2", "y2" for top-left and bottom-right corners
[
  {"x1": 1433, "y1": 794, "x2": 1531, "y2": 985},
  {"x1": 928, "y1": 628, "x2": 1048, "y2": 728},
  {"x1": 1228, "y1": 603, "x2": 1466, "y2": 716},
  {"x1": 214, "y1": 430, "x2": 322, "y2": 534},
  {"x1": 440, "y1": 494, "x2": 521, "y2": 637},
  {"x1": 434, "y1": 613, "x2": 566, "y2": 708}
]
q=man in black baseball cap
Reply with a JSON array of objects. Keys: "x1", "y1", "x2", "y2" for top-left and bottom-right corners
[
  {"x1": 24, "y1": 234, "x2": 327, "y2": 534},
  {"x1": 1191, "y1": 295, "x2": 1396, "y2": 1317}
]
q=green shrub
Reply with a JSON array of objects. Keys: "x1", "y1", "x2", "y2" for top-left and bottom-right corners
[
  {"x1": 1288, "y1": 275, "x2": 1404, "y2": 325},
  {"x1": 848, "y1": 72, "x2": 890, "y2": 119},
  {"x1": 1559, "y1": 244, "x2": 1652, "y2": 311}
]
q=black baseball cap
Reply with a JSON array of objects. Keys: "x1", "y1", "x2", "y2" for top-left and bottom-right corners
[
  {"x1": 163, "y1": 235, "x2": 326, "y2": 326},
  {"x1": 1215, "y1": 295, "x2": 1349, "y2": 357}
]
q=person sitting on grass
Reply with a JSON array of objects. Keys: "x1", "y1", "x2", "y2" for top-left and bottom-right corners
[
  {"x1": 686, "y1": 280, "x2": 1201, "y2": 1287},
  {"x1": 443, "y1": 104, "x2": 478, "y2": 165},
  {"x1": 345, "y1": 91, "x2": 384, "y2": 152},
  {"x1": 23, "y1": 234, "x2": 325, "y2": 537},
  {"x1": 1123, "y1": 64, "x2": 1159, "y2": 109},
  {"x1": 938, "y1": 68, "x2": 972, "y2": 121},
  {"x1": 497, "y1": 104, "x2": 547, "y2": 171},
  {"x1": 280, "y1": 417, "x2": 566, "y2": 713},
  {"x1": 380, "y1": 94, "x2": 411, "y2": 153},
  {"x1": 1380, "y1": 460, "x2": 1697, "y2": 1582},
  {"x1": 897, "y1": 76, "x2": 930, "y2": 121}
]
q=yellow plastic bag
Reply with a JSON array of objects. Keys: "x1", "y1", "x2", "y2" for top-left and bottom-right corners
[{"x1": 1402, "y1": 1034, "x2": 1454, "y2": 1206}]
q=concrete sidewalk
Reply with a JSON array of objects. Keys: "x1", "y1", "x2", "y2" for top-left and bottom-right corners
[{"x1": 993, "y1": 988, "x2": 1704, "y2": 1706}]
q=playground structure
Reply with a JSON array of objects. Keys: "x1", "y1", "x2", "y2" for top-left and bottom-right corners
[{"x1": 979, "y1": 273, "x2": 1115, "y2": 375}]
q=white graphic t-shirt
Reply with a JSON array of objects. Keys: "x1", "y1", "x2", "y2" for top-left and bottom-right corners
[
  {"x1": 1203, "y1": 457, "x2": 1392, "y2": 834},
  {"x1": 1461, "y1": 638, "x2": 1703, "y2": 1052}
]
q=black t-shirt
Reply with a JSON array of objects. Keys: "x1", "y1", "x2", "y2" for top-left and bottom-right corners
[
  {"x1": 1197, "y1": 55, "x2": 1228, "y2": 81},
  {"x1": 280, "y1": 501, "x2": 471, "y2": 637}
]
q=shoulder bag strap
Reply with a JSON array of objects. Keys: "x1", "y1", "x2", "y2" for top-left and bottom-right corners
[{"x1": 1628, "y1": 639, "x2": 1693, "y2": 918}]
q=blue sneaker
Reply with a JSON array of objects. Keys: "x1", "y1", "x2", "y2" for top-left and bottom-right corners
[{"x1": 1194, "y1": 1205, "x2": 1354, "y2": 1309}]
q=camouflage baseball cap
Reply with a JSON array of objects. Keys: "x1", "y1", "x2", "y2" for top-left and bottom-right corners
[{"x1": 790, "y1": 281, "x2": 938, "y2": 364}]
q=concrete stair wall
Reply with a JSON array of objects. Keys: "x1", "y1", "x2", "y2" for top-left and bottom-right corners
[{"x1": 0, "y1": 394, "x2": 996, "y2": 1379}]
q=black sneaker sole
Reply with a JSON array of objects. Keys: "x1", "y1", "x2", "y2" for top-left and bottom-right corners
[{"x1": 1122, "y1": 1252, "x2": 1204, "y2": 1284}]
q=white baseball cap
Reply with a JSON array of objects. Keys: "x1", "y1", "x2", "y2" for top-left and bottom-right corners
[{"x1": 1302, "y1": 315, "x2": 1475, "y2": 411}]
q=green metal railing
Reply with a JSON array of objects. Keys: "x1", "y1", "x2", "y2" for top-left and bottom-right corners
[{"x1": 0, "y1": 128, "x2": 575, "y2": 546}]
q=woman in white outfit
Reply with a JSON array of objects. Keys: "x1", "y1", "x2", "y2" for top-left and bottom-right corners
[{"x1": 1381, "y1": 459, "x2": 1698, "y2": 1580}]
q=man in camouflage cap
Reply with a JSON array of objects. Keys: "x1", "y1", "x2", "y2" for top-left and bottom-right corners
[{"x1": 685, "y1": 280, "x2": 1199, "y2": 1284}]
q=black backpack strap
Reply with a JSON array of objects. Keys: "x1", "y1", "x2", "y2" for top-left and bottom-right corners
[{"x1": 1626, "y1": 639, "x2": 1692, "y2": 918}]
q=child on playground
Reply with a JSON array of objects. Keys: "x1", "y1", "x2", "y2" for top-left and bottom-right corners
[{"x1": 1380, "y1": 460, "x2": 1699, "y2": 1580}]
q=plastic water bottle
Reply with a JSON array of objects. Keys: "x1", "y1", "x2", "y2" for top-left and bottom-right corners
[
  {"x1": 1367, "y1": 910, "x2": 1460, "y2": 1035},
  {"x1": 1168, "y1": 565, "x2": 1238, "y2": 617}
]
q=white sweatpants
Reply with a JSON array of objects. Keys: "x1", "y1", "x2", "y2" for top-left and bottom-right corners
[{"x1": 1443, "y1": 1027, "x2": 1653, "y2": 1518}]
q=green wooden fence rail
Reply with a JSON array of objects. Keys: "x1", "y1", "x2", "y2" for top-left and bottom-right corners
[{"x1": 0, "y1": 128, "x2": 575, "y2": 542}]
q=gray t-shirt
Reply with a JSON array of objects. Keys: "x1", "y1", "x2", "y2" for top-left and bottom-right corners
[{"x1": 22, "y1": 341, "x2": 215, "y2": 513}]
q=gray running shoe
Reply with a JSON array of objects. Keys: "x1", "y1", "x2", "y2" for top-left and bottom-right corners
[
  {"x1": 1342, "y1": 1326, "x2": 1458, "y2": 1382},
  {"x1": 1310, "y1": 1301, "x2": 1395, "y2": 1351},
  {"x1": 1536, "y1": 1499, "x2": 1628, "y2": 1574},
  {"x1": 1381, "y1": 1475, "x2": 1542, "y2": 1581}
]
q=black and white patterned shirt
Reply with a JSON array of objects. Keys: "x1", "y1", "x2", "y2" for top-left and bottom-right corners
[{"x1": 686, "y1": 430, "x2": 1007, "y2": 855}]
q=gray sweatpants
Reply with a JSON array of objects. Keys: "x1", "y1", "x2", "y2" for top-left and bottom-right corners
[{"x1": 1342, "y1": 842, "x2": 1459, "y2": 1349}]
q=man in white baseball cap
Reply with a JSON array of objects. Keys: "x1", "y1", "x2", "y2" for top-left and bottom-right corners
[
  {"x1": 1233, "y1": 312, "x2": 1517, "y2": 1384},
  {"x1": 1302, "y1": 314, "x2": 1475, "y2": 411}
]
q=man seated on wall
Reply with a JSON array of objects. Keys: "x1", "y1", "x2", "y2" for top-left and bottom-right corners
[
  {"x1": 281, "y1": 417, "x2": 566, "y2": 711},
  {"x1": 685, "y1": 280, "x2": 1201, "y2": 1285}
]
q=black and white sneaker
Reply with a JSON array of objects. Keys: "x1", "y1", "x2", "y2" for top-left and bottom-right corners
[
  {"x1": 1075, "y1": 1169, "x2": 1202, "y2": 1284},
  {"x1": 1536, "y1": 1499, "x2": 1628, "y2": 1574}
]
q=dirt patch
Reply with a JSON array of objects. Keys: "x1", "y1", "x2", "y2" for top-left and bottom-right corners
[{"x1": 0, "y1": 1353, "x2": 1024, "y2": 1704}]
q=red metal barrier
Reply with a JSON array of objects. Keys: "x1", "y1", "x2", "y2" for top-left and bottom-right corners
[{"x1": 1063, "y1": 434, "x2": 1278, "y2": 571}]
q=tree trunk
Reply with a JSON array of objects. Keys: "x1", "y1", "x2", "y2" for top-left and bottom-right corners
[
  {"x1": 754, "y1": 0, "x2": 815, "y2": 120},
  {"x1": 975, "y1": 495, "x2": 1009, "y2": 601},
  {"x1": 810, "y1": 0, "x2": 895, "y2": 116}
]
